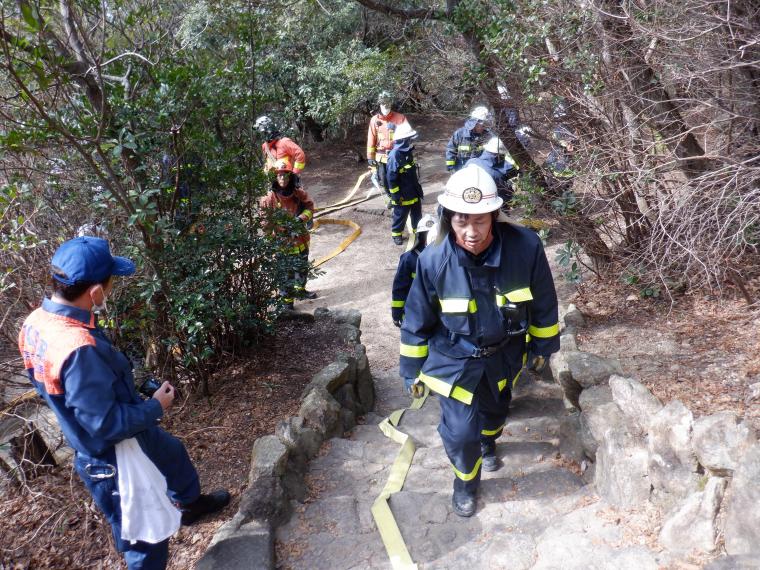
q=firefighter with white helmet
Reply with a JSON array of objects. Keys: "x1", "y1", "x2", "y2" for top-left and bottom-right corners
[
  {"x1": 255, "y1": 115, "x2": 307, "y2": 176},
  {"x1": 386, "y1": 120, "x2": 423, "y2": 245},
  {"x1": 445, "y1": 106, "x2": 494, "y2": 172},
  {"x1": 399, "y1": 164, "x2": 560, "y2": 517},
  {"x1": 465, "y1": 136, "x2": 519, "y2": 213},
  {"x1": 390, "y1": 214, "x2": 438, "y2": 327}
]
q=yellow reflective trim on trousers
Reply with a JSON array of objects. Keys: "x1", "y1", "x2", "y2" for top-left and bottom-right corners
[
  {"x1": 497, "y1": 378, "x2": 507, "y2": 392},
  {"x1": 439, "y1": 298, "x2": 477, "y2": 313},
  {"x1": 400, "y1": 343, "x2": 428, "y2": 358},
  {"x1": 446, "y1": 160, "x2": 455, "y2": 166},
  {"x1": 452, "y1": 456, "x2": 482, "y2": 481},
  {"x1": 481, "y1": 423, "x2": 505, "y2": 437},
  {"x1": 399, "y1": 197, "x2": 419, "y2": 206},
  {"x1": 410, "y1": 272, "x2": 416, "y2": 279},
  {"x1": 391, "y1": 231, "x2": 403, "y2": 236},
  {"x1": 391, "y1": 300, "x2": 405, "y2": 308},
  {"x1": 505, "y1": 287, "x2": 533, "y2": 303},
  {"x1": 390, "y1": 186, "x2": 400, "y2": 193},
  {"x1": 450, "y1": 386, "x2": 474, "y2": 405},
  {"x1": 528, "y1": 323, "x2": 559, "y2": 338}
]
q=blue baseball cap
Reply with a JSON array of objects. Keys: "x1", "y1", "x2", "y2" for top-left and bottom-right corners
[{"x1": 51, "y1": 236, "x2": 136, "y2": 285}]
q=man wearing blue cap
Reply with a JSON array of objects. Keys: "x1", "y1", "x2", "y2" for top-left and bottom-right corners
[{"x1": 18, "y1": 236, "x2": 229, "y2": 569}]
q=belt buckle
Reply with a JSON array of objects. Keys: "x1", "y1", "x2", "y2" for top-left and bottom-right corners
[
  {"x1": 84, "y1": 463, "x2": 116, "y2": 480},
  {"x1": 472, "y1": 347, "x2": 486, "y2": 358}
]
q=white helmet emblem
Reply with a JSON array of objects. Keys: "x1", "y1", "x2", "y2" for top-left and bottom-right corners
[{"x1": 462, "y1": 187, "x2": 483, "y2": 204}]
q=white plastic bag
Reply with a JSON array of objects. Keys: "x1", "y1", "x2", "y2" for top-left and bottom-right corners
[{"x1": 115, "y1": 437, "x2": 182, "y2": 544}]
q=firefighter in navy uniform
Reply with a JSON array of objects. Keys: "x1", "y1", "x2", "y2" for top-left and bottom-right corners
[
  {"x1": 390, "y1": 214, "x2": 438, "y2": 327},
  {"x1": 444, "y1": 106, "x2": 494, "y2": 172},
  {"x1": 386, "y1": 120, "x2": 423, "y2": 245},
  {"x1": 399, "y1": 165, "x2": 560, "y2": 517}
]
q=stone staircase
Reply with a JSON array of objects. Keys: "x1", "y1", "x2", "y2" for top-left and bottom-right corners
[{"x1": 275, "y1": 368, "x2": 668, "y2": 569}]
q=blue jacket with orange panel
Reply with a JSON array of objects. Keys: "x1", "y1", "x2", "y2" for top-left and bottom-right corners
[
  {"x1": 18, "y1": 299, "x2": 163, "y2": 458},
  {"x1": 399, "y1": 223, "x2": 559, "y2": 404}
]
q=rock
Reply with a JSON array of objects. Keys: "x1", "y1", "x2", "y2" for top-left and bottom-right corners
[
  {"x1": 609, "y1": 375, "x2": 662, "y2": 432},
  {"x1": 723, "y1": 443, "x2": 760, "y2": 556},
  {"x1": 704, "y1": 555, "x2": 760, "y2": 569},
  {"x1": 249, "y1": 436, "x2": 288, "y2": 480},
  {"x1": 746, "y1": 382, "x2": 760, "y2": 404},
  {"x1": 563, "y1": 303, "x2": 586, "y2": 328},
  {"x1": 302, "y1": 362, "x2": 350, "y2": 398},
  {"x1": 282, "y1": 469, "x2": 309, "y2": 504},
  {"x1": 692, "y1": 412, "x2": 757, "y2": 476},
  {"x1": 314, "y1": 307, "x2": 362, "y2": 329},
  {"x1": 239, "y1": 473, "x2": 288, "y2": 525},
  {"x1": 659, "y1": 477, "x2": 727, "y2": 554},
  {"x1": 594, "y1": 425, "x2": 650, "y2": 508},
  {"x1": 336, "y1": 323, "x2": 361, "y2": 344},
  {"x1": 566, "y1": 352, "x2": 624, "y2": 389},
  {"x1": 275, "y1": 416, "x2": 323, "y2": 460},
  {"x1": 647, "y1": 401, "x2": 699, "y2": 506},
  {"x1": 582, "y1": 401, "x2": 626, "y2": 453},
  {"x1": 299, "y1": 387, "x2": 342, "y2": 439},
  {"x1": 578, "y1": 384, "x2": 613, "y2": 412},
  {"x1": 560, "y1": 332, "x2": 578, "y2": 352},
  {"x1": 340, "y1": 408, "x2": 356, "y2": 432},
  {"x1": 483, "y1": 533, "x2": 537, "y2": 570},
  {"x1": 336, "y1": 351, "x2": 358, "y2": 385},
  {"x1": 334, "y1": 384, "x2": 359, "y2": 414},
  {"x1": 355, "y1": 349, "x2": 375, "y2": 413},
  {"x1": 558, "y1": 411, "x2": 586, "y2": 463},
  {"x1": 578, "y1": 412, "x2": 598, "y2": 460},
  {"x1": 550, "y1": 350, "x2": 582, "y2": 409},
  {"x1": 196, "y1": 519, "x2": 273, "y2": 570}
]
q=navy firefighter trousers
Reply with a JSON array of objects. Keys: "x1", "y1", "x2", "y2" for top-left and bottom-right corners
[{"x1": 437, "y1": 375, "x2": 512, "y2": 494}]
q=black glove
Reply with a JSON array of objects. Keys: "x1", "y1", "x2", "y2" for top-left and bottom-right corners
[{"x1": 368, "y1": 159, "x2": 377, "y2": 167}]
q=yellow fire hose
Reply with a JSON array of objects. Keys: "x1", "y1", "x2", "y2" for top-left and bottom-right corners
[
  {"x1": 311, "y1": 218, "x2": 362, "y2": 268},
  {"x1": 371, "y1": 387, "x2": 429, "y2": 570}
]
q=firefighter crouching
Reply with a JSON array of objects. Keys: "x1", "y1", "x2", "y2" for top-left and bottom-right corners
[
  {"x1": 399, "y1": 165, "x2": 560, "y2": 517},
  {"x1": 259, "y1": 159, "x2": 317, "y2": 308}
]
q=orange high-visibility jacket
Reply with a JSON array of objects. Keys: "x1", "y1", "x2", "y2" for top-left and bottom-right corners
[
  {"x1": 367, "y1": 111, "x2": 406, "y2": 163},
  {"x1": 262, "y1": 137, "x2": 307, "y2": 174},
  {"x1": 259, "y1": 186, "x2": 315, "y2": 252}
]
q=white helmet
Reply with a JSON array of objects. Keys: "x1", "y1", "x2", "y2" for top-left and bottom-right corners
[
  {"x1": 470, "y1": 106, "x2": 492, "y2": 123},
  {"x1": 416, "y1": 214, "x2": 437, "y2": 233},
  {"x1": 438, "y1": 164, "x2": 502, "y2": 214},
  {"x1": 482, "y1": 136, "x2": 506, "y2": 154},
  {"x1": 393, "y1": 120, "x2": 417, "y2": 140}
]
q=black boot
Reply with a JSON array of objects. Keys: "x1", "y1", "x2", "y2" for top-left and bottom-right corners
[
  {"x1": 481, "y1": 441, "x2": 501, "y2": 472},
  {"x1": 392, "y1": 235, "x2": 404, "y2": 245},
  {"x1": 180, "y1": 490, "x2": 231, "y2": 526},
  {"x1": 452, "y1": 487, "x2": 476, "y2": 517}
]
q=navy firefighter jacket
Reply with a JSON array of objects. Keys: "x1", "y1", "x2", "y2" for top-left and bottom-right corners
[
  {"x1": 19, "y1": 298, "x2": 164, "y2": 458},
  {"x1": 391, "y1": 246, "x2": 421, "y2": 323},
  {"x1": 445, "y1": 118, "x2": 493, "y2": 171},
  {"x1": 399, "y1": 222, "x2": 559, "y2": 404},
  {"x1": 386, "y1": 138, "x2": 423, "y2": 207}
]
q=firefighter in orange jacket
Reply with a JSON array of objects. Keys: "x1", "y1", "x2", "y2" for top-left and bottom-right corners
[
  {"x1": 367, "y1": 92, "x2": 406, "y2": 200},
  {"x1": 255, "y1": 116, "x2": 307, "y2": 175},
  {"x1": 259, "y1": 159, "x2": 316, "y2": 308}
]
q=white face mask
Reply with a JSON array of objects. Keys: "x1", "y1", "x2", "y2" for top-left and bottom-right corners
[
  {"x1": 380, "y1": 104, "x2": 390, "y2": 116},
  {"x1": 91, "y1": 284, "x2": 109, "y2": 314}
]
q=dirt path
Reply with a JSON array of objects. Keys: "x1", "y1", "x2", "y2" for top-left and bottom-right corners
[{"x1": 274, "y1": 117, "x2": 680, "y2": 569}]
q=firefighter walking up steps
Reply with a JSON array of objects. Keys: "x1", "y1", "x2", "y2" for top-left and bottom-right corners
[
  {"x1": 390, "y1": 214, "x2": 438, "y2": 327},
  {"x1": 367, "y1": 91, "x2": 407, "y2": 201},
  {"x1": 387, "y1": 120, "x2": 424, "y2": 245},
  {"x1": 399, "y1": 165, "x2": 560, "y2": 517}
]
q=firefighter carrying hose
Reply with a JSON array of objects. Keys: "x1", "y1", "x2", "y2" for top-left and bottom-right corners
[
  {"x1": 367, "y1": 91, "x2": 407, "y2": 201},
  {"x1": 399, "y1": 165, "x2": 560, "y2": 517}
]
